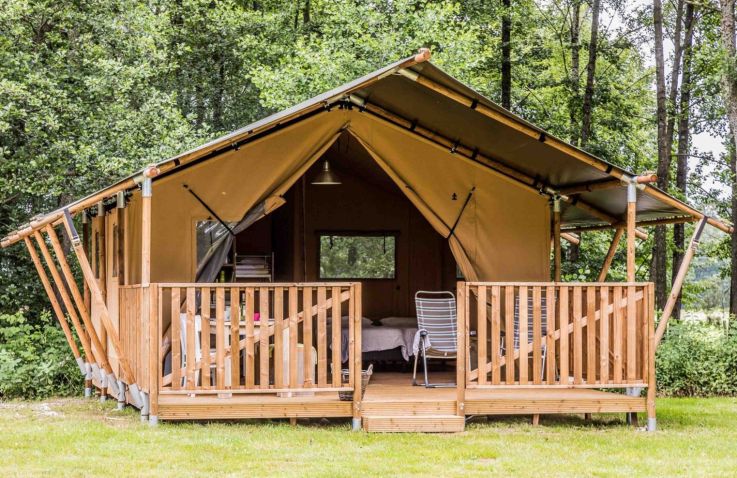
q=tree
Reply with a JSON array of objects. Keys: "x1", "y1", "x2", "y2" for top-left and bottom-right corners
[
  {"x1": 580, "y1": 0, "x2": 602, "y2": 147},
  {"x1": 501, "y1": 0, "x2": 512, "y2": 109},
  {"x1": 720, "y1": 0, "x2": 737, "y2": 316},
  {"x1": 672, "y1": 3, "x2": 696, "y2": 321},
  {"x1": 653, "y1": 0, "x2": 671, "y2": 310}
]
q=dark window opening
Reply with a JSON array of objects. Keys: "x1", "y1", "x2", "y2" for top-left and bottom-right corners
[{"x1": 319, "y1": 233, "x2": 396, "y2": 279}]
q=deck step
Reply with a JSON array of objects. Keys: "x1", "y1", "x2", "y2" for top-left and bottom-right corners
[
  {"x1": 361, "y1": 400, "x2": 457, "y2": 416},
  {"x1": 363, "y1": 415, "x2": 465, "y2": 433}
]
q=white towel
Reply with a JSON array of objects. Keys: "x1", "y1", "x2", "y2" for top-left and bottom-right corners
[{"x1": 412, "y1": 329, "x2": 431, "y2": 355}]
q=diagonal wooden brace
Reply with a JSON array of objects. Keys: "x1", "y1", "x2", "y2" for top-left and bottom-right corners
[
  {"x1": 24, "y1": 237, "x2": 84, "y2": 375},
  {"x1": 32, "y1": 231, "x2": 105, "y2": 381},
  {"x1": 58, "y1": 212, "x2": 142, "y2": 407},
  {"x1": 654, "y1": 217, "x2": 708, "y2": 346}
]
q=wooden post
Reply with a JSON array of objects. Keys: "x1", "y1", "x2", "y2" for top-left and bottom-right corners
[
  {"x1": 646, "y1": 284, "x2": 657, "y2": 431},
  {"x1": 352, "y1": 283, "x2": 363, "y2": 431},
  {"x1": 456, "y1": 282, "x2": 467, "y2": 417},
  {"x1": 141, "y1": 170, "x2": 154, "y2": 421},
  {"x1": 82, "y1": 213, "x2": 91, "y2": 311},
  {"x1": 626, "y1": 182, "x2": 637, "y2": 282},
  {"x1": 598, "y1": 228, "x2": 624, "y2": 282},
  {"x1": 148, "y1": 283, "x2": 159, "y2": 425},
  {"x1": 553, "y1": 199, "x2": 561, "y2": 282},
  {"x1": 654, "y1": 217, "x2": 707, "y2": 346}
]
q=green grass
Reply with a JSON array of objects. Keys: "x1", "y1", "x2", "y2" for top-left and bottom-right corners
[{"x1": 1, "y1": 398, "x2": 736, "y2": 477}]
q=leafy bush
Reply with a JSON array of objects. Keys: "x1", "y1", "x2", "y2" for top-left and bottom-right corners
[
  {"x1": 0, "y1": 312, "x2": 83, "y2": 399},
  {"x1": 656, "y1": 321, "x2": 737, "y2": 397}
]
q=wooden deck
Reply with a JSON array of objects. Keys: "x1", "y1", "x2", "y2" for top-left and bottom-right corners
[
  {"x1": 155, "y1": 371, "x2": 647, "y2": 429},
  {"x1": 361, "y1": 372, "x2": 646, "y2": 432}
]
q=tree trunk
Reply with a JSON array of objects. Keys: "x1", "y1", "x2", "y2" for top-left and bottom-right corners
[
  {"x1": 653, "y1": 0, "x2": 670, "y2": 310},
  {"x1": 722, "y1": 0, "x2": 737, "y2": 317},
  {"x1": 665, "y1": 0, "x2": 685, "y2": 157},
  {"x1": 731, "y1": 136, "x2": 737, "y2": 318},
  {"x1": 501, "y1": 0, "x2": 512, "y2": 109},
  {"x1": 303, "y1": 0, "x2": 310, "y2": 24},
  {"x1": 580, "y1": 0, "x2": 601, "y2": 147},
  {"x1": 673, "y1": 3, "x2": 695, "y2": 321},
  {"x1": 569, "y1": 0, "x2": 581, "y2": 146}
]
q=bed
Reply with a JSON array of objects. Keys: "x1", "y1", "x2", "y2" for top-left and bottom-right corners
[{"x1": 337, "y1": 316, "x2": 418, "y2": 363}]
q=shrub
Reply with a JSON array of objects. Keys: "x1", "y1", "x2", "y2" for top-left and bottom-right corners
[
  {"x1": 0, "y1": 311, "x2": 83, "y2": 399},
  {"x1": 656, "y1": 320, "x2": 737, "y2": 397}
]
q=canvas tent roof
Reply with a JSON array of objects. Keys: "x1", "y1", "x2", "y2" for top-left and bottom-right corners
[{"x1": 1, "y1": 49, "x2": 731, "y2": 249}]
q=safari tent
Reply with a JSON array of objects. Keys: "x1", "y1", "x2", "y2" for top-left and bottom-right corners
[{"x1": 3, "y1": 49, "x2": 732, "y2": 433}]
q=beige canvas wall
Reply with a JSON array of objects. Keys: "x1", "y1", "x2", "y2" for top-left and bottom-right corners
[{"x1": 122, "y1": 109, "x2": 549, "y2": 284}]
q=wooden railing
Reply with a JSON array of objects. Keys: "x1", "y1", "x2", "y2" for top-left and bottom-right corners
[
  {"x1": 119, "y1": 285, "x2": 150, "y2": 393},
  {"x1": 461, "y1": 282, "x2": 654, "y2": 388},
  {"x1": 154, "y1": 283, "x2": 361, "y2": 396}
]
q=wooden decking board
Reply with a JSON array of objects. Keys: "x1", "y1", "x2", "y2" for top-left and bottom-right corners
[
  {"x1": 155, "y1": 372, "x2": 648, "y2": 426},
  {"x1": 362, "y1": 415, "x2": 465, "y2": 433},
  {"x1": 158, "y1": 393, "x2": 352, "y2": 420}
]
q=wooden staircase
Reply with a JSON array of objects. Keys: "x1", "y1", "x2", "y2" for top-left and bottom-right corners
[{"x1": 361, "y1": 397, "x2": 464, "y2": 433}]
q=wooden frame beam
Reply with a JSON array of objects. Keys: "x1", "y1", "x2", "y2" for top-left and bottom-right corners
[
  {"x1": 597, "y1": 228, "x2": 624, "y2": 281},
  {"x1": 557, "y1": 174, "x2": 658, "y2": 196},
  {"x1": 654, "y1": 217, "x2": 707, "y2": 346}
]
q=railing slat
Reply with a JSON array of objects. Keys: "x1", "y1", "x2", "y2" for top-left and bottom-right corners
[
  {"x1": 259, "y1": 287, "x2": 270, "y2": 389},
  {"x1": 586, "y1": 286, "x2": 596, "y2": 384},
  {"x1": 612, "y1": 286, "x2": 623, "y2": 383},
  {"x1": 201, "y1": 287, "x2": 211, "y2": 389},
  {"x1": 491, "y1": 286, "x2": 501, "y2": 385},
  {"x1": 171, "y1": 288, "x2": 181, "y2": 391},
  {"x1": 545, "y1": 286, "x2": 556, "y2": 385},
  {"x1": 599, "y1": 286, "x2": 609, "y2": 384},
  {"x1": 559, "y1": 287, "x2": 569, "y2": 384},
  {"x1": 331, "y1": 286, "x2": 342, "y2": 387},
  {"x1": 288, "y1": 287, "x2": 298, "y2": 388},
  {"x1": 504, "y1": 286, "x2": 515, "y2": 384},
  {"x1": 241, "y1": 288, "x2": 251, "y2": 388},
  {"x1": 185, "y1": 287, "x2": 196, "y2": 390},
  {"x1": 627, "y1": 285, "x2": 636, "y2": 381},
  {"x1": 303, "y1": 286, "x2": 313, "y2": 387},
  {"x1": 641, "y1": 286, "x2": 649, "y2": 382},
  {"x1": 215, "y1": 288, "x2": 225, "y2": 389},
  {"x1": 572, "y1": 286, "x2": 583, "y2": 385},
  {"x1": 532, "y1": 286, "x2": 542, "y2": 385},
  {"x1": 317, "y1": 287, "x2": 327, "y2": 386},
  {"x1": 274, "y1": 287, "x2": 284, "y2": 388},
  {"x1": 518, "y1": 286, "x2": 528, "y2": 385},
  {"x1": 477, "y1": 285, "x2": 487, "y2": 385}
]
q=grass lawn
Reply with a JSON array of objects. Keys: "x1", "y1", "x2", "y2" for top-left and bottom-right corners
[{"x1": 1, "y1": 397, "x2": 736, "y2": 477}]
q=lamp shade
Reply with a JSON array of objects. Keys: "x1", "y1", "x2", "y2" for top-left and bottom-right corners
[{"x1": 311, "y1": 160, "x2": 341, "y2": 185}]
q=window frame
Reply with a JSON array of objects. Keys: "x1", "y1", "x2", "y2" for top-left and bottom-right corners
[{"x1": 316, "y1": 230, "x2": 399, "y2": 281}]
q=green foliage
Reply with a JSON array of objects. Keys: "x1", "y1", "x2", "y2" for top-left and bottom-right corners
[
  {"x1": 319, "y1": 234, "x2": 396, "y2": 279},
  {"x1": 0, "y1": 312, "x2": 83, "y2": 399},
  {"x1": 656, "y1": 321, "x2": 737, "y2": 397}
]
